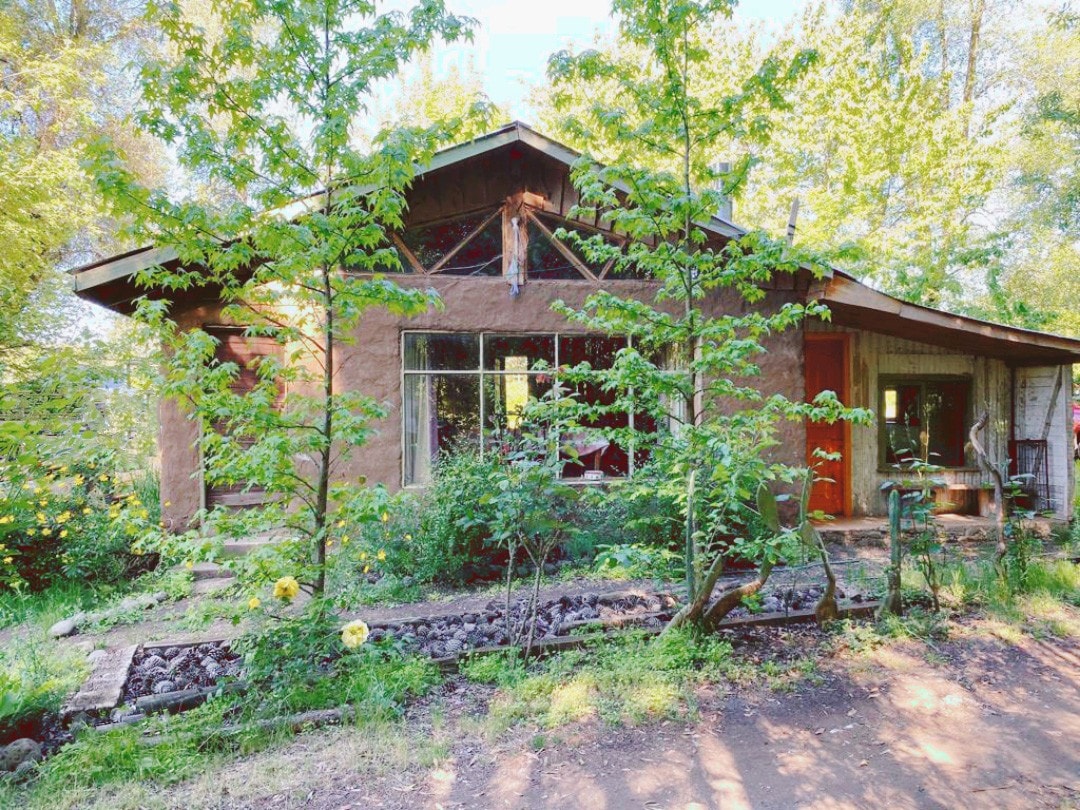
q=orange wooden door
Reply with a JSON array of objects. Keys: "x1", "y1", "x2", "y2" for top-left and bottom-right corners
[{"x1": 805, "y1": 335, "x2": 849, "y2": 515}]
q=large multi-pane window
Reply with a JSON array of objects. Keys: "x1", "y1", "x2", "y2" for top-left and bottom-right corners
[{"x1": 402, "y1": 332, "x2": 650, "y2": 486}]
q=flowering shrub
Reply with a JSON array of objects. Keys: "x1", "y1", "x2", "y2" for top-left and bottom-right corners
[
  {"x1": 272, "y1": 576, "x2": 300, "y2": 601},
  {"x1": 340, "y1": 619, "x2": 370, "y2": 649},
  {"x1": 0, "y1": 457, "x2": 159, "y2": 591}
]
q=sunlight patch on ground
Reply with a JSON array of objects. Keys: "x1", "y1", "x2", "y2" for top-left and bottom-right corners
[{"x1": 695, "y1": 731, "x2": 754, "y2": 809}]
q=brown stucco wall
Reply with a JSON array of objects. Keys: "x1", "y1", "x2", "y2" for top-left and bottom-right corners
[
  {"x1": 158, "y1": 302, "x2": 225, "y2": 531},
  {"x1": 336, "y1": 276, "x2": 807, "y2": 492},
  {"x1": 157, "y1": 276, "x2": 809, "y2": 529}
]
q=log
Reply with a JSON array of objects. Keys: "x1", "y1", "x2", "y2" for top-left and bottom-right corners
[{"x1": 134, "y1": 681, "x2": 247, "y2": 715}]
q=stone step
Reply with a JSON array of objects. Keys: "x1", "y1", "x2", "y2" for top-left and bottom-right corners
[
  {"x1": 182, "y1": 562, "x2": 234, "y2": 581},
  {"x1": 221, "y1": 540, "x2": 270, "y2": 558},
  {"x1": 192, "y1": 577, "x2": 236, "y2": 596},
  {"x1": 62, "y1": 645, "x2": 137, "y2": 719}
]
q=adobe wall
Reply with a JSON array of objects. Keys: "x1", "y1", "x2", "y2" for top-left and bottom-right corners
[
  {"x1": 158, "y1": 302, "x2": 225, "y2": 532},
  {"x1": 158, "y1": 278, "x2": 809, "y2": 529},
  {"x1": 335, "y1": 275, "x2": 808, "y2": 493}
]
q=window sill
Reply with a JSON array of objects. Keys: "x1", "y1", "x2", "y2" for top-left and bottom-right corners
[{"x1": 877, "y1": 467, "x2": 981, "y2": 475}]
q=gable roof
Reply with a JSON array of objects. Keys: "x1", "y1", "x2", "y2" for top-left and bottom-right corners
[
  {"x1": 70, "y1": 121, "x2": 744, "y2": 303},
  {"x1": 70, "y1": 121, "x2": 1080, "y2": 365}
]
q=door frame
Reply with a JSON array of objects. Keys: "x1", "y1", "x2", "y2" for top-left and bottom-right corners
[{"x1": 804, "y1": 332, "x2": 852, "y2": 517}]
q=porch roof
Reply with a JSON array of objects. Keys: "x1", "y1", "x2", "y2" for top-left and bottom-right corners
[{"x1": 814, "y1": 271, "x2": 1080, "y2": 366}]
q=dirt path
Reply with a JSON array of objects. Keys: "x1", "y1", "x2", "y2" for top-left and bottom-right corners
[{"x1": 141, "y1": 624, "x2": 1079, "y2": 810}]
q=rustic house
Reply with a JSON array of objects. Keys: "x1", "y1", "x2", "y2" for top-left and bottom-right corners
[{"x1": 71, "y1": 122, "x2": 1080, "y2": 532}]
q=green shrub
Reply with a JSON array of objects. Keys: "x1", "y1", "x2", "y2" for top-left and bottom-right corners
[
  {"x1": 0, "y1": 636, "x2": 87, "y2": 741},
  {"x1": 415, "y1": 444, "x2": 502, "y2": 583},
  {"x1": 233, "y1": 600, "x2": 441, "y2": 716},
  {"x1": 0, "y1": 458, "x2": 160, "y2": 592},
  {"x1": 593, "y1": 542, "x2": 682, "y2": 580},
  {"x1": 332, "y1": 444, "x2": 503, "y2": 590}
]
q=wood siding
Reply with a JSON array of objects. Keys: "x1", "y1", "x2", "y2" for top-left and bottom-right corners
[
  {"x1": 805, "y1": 320, "x2": 1077, "y2": 517},
  {"x1": 1014, "y1": 365, "x2": 1074, "y2": 518}
]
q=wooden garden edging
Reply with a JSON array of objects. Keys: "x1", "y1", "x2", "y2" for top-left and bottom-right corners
[{"x1": 431, "y1": 599, "x2": 881, "y2": 674}]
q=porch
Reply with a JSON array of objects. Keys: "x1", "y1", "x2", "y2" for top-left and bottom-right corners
[{"x1": 813, "y1": 514, "x2": 1065, "y2": 548}]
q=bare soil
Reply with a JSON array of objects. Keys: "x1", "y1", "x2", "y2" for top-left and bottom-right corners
[{"x1": 145, "y1": 619, "x2": 1080, "y2": 810}]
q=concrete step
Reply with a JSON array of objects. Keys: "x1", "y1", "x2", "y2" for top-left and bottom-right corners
[
  {"x1": 192, "y1": 577, "x2": 236, "y2": 596},
  {"x1": 221, "y1": 540, "x2": 271, "y2": 559},
  {"x1": 181, "y1": 562, "x2": 234, "y2": 581}
]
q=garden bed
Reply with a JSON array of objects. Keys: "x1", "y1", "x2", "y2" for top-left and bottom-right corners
[{"x1": 81, "y1": 585, "x2": 877, "y2": 727}]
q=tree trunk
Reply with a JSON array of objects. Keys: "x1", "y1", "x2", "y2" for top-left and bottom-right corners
[
  {"x1": 702, "y1": 560, "x2": 775, "y2": 630},
  {"x1": 879, "y1": 488, "x2": 904, "y2": 617},
  {"x1": 813, "y1": 535, "x2": 839, "y2": 624},
  {"x1": 962, "y1": 0, "x2": 986, "y2": 136},
  {"x1": 665, "y1": 552, "x2": 725, "y2": 631},
  {"x1": 969, "y1": 410, "x2": 1006, "y2": 561}
]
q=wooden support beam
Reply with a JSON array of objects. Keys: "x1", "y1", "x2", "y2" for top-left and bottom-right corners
[
  {"x1": 391, "y1": 233, "x2": 426, "y2": 274},
  {"x1": 427, "y1": 207, "x2": 502, "y2": 274},
  {"x1": 525, "y1": 209, "x2": 597, "y2": 281}
]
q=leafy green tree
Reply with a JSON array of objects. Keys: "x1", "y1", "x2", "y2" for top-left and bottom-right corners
[
  {"x1": 546, "y1": 0, "x2": 867, "y2": 630},
  {"x1": 0, "y1": 0, "x2": 162, "y2": 350},
  {"x1": 90, "y1": 0, "x2": 476, "y2": 595},
  {"x1": 1004, "y1": 8, "x2": 1080, "y2": 337},
  {"x1": 737, "y1": 0, "x2": 1010, "y2": 309},
  {"x1": 378, "y1": 53, "x2": 505, "y2": 140}
]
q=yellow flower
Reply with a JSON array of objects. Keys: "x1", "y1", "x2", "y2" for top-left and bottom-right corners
[
  {"x1": 380, "y1": 512, "x2": 389, "y2": 523},
  {"x1": 26, "y1": 529, "x2": 36, "y2": 537},
  {"x1": 363, "y1": 565, "x2": 370, "y2": 574},
  {"x1": 59, "y1": 529, "x2": 68, "y2": 539},
  {"x1": 3, "y1": 557, "x2": 11, "y2": 565},
  {"x1": 335, "y1": 520, "x2": 345, "y2": 528},
  {"x1": 248, "y1": 597, "x2": 261, "y2": 610},
  {"x1": 59, "y1": 465, "x2": 68, "y2": 473},
  {"x1": 359, "y1": 551, "x2": 368, "y2": 561},
  {"x1": 184, "y1": 560, "x2": 194, "y2": 569},
  {"x1": 273, "y1": 576, "x2": 300, "y2": 601},
  {"x1": 164, "y1": 501, "x2": 171, "y2": 508},
  {"x1": 377, "y1": 549, "x2": 386, "y2": 562},
  {"x1": 325, "y1": 539, "x2": 334, "y2": 549},
  {"x1": 82, "y1": 508, "x2": 91, "y2": 515},
  {"x1": 138, "y1": 509, "x2": 149, "y2": 519},
  {"x1": 340, "y1": 619, "x2": 370, "y2": 649},
  {"x1": 0, "y1": 515, "x2": 12, "y2": 525},
  {"x1": 36, "y1": 512, "x2": 47, "y2": 524},
  {"x1": 41, "y1": 528, "x2": 51, "y2": 536},
  {"x1": 99, "y1": 474, "x2": 109, "y2": 482},
  {"x1": 404, "y1": 534, "x2": 412, "y2": 542},
  {"x1": 341, "y1": 536, "x2": 349, "y2": 546},
  {"x1": 38, "y1": 499, "x2": 47, "y2": 507},
  {"x1": 0, "y1": 544, "x2": 6, "y2": 552}
]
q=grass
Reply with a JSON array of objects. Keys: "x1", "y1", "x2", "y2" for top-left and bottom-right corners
[
  {"x1": 1, "y1": 643, "x2": 442, "y2": 809},
  {"x1": 0, "y1": 582, "x2": 108, "y2": 633},
  {"x1": 3, "y1": 532, "x2": 1077, "y2": 809},
  {"x1": 461, "y1": 627, "x2": 824, "y2": 735},
  {"x1": 0, "y1": 568, "x2": 193, "y2": 635},
  {"x1": 0, "y1": 633, "x2": 88, "y2": 740}
]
